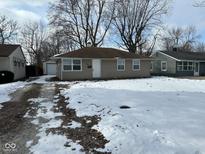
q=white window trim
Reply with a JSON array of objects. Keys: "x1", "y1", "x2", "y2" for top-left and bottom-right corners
[
  {"x1": 177, "y1": 61, "x2": 193, "y2": 71},
  {"x1": 62, "y1": 58, "x2": 82, "y2": 72},
  {"x1": 117, "y1": 59, "x2": 125, "y2": 71},
  {"x1": 161, "y1": 61, "x2": 167, "y2": 72},
  {"x1": 132, "y1": 59, "x2": 140, "y2": 71}
]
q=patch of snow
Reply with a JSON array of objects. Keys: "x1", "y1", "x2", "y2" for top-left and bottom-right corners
[
  {"x1": 24, "y1": 110, "x2": 33, "y2": 118},
  {"x1": 53, "y1": 99, "x2": 59, "y2": 103},
  {"x1": 54, "y1": 95, "x2": 59, "y2": 99},
  {"x1": 31, "y1": 119, "x2": 39, "y2": 125},
  {"x1": 61, "y1": 77, "x2": 205, "y2": 154},
  {"x1": 0, "y1": 104, "x2": 3, "y2": 109},
  {"x1": 29, "y1": 97, "x2": 62, "y2": 121},
  {"x1": 28, "y1": 98, "x2": 49, "y2": 103},
  {"x1": 65, "y1": 121, "x2": 81, "y2": 129},
  {"x1": 30, "y1": 75, "x2": 56, "y2": 84},
  {"x1": 30, "y1": 133, "x2": 83, "y2": 154},
  {"x1": 26, "y1": 140, "x2": 33, "y2": 148}
]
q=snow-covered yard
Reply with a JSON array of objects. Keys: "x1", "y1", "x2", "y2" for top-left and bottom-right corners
[
  {"x1": 1, "y1": 76, "x2": 205, "y2": 154},
  {"x1": 61, "y1": 77, "x2": 205, "y2": 154}
]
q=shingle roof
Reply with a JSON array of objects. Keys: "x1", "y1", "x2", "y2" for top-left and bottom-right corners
[
  {"x1": 56, "y1": 47, "x2": 148, "y2": 59},
  {"x1": 0, "y1": 44, "x2": 20, "y2": 57},
  {"x1": 160, "y1": 51, "x2": 205, "y2": 61}
]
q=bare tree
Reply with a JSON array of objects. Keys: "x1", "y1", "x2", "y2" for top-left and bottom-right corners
[
  {"x1": 193, "y1": 0, "x2": 205, "y2": 7},
  {"x1": 41, "y1": 30, "x2": 77, "y2": 61},
  {"x1": 20, "y1": 22, "x2": 47, "y2": 65},
  {"x1": 49, "y1": 0, "x2": 116, "y2": 48},
  {"x1": 0, "y1": 15, "x2": 18, "y2": 44},
  {"x1": 195, "y1": 42, "x2": 205, "y2": 52},
  {"x1": 161, "y1": 26, "x2": 199, "y2": 51},
  {"x1": 113, "y1": 0, "x2": 170, "y2": 54},
  {"x1": 143, "y1": 31, "x2": 161, "y2": 55},
  {"x1": 161, "y1": 27, "x2": 183, "y2": 51}
]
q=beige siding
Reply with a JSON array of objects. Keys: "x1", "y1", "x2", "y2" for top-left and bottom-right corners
[
  {"x1": 61, "y1": 58, "x2": 150, "y2": 80},
  {"x1": 9, "y1": 47, "x2": 26, "y2": 80},
  {"x1": 62, "y1": 59, "x2": 92, "y2": 80},
  {"x1": 0, "y1": 57, "x2": 10, "y2": 71},
  {"x1": 101, "y1": 59, "x2": 150, "y2": 79},
  {"x1": 152, "y1": 52, "x2": 176, "y2": 75}
]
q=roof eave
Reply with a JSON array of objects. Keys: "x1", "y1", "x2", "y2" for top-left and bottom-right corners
[{"x1": 158, "y1": 51, "x2": 181, "y2": 61}]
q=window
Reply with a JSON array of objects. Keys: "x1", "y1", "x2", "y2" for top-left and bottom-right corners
[
  {"x1": 73, "y1": 59, "x2": 81, "y2": 70},
  {"x1": 177, "y1": 62, "x2": 183, "y2": 71},
  {"x1": 63, "y1": 59, "x2": 72, "y2": 70},
  {"x1": 13, "y1": 57, "x2": 25, "y2": 67},
  {"x1": 14, "y1": 60, "x2": 17, "y2": 67},
  {"x1": 63, "y1": 59, "x2": 82, "y2": 71},
  {"x1": 117, "y1": 59, "x2": 125, "y2": 71},
  {"x1": 177, "y1": 61, "x2": 193, "y2": 71},
  {"x1": 188, "y1": 62, "x2": 193, "y2": 71},
  {"x1": 183, "y1": 62, "x2": 188, "y2": 71},
  {"x1": 161, "y1": 61, "x2": 167, "y2": 71},
  {"x1": 17, "y1": 60, "x2": 21, "y2": 67},
  {"x1": 13, "y1": 57, "x2": 17, "y2": 67},
  {"x1": 22, "y1": 62, "x2": 25, "y2": 67},
  {"x1": 132, "y1": 59, "x2": 140, "y2": 70}
]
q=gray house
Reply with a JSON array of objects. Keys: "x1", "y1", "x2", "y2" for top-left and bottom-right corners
[
  {"x1": 151, "y1": 51, "x2": 205, "y2": 76},
  {"x1": 54, "y1": 47, "x2": 151, "y2": 80},
  {"x1": 0, "y1": 44, "x2": 26, "y2": 80}
]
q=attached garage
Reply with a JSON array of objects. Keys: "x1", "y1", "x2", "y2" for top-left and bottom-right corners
[{"x1": 43, "y1": 60, "x2": 57, "y2": 75}]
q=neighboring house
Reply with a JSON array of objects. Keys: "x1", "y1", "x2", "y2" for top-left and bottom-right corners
[
  {"x1": 43, "y1": 60, "x2": 57, "y2": 75},
  {"x1": 151, "y1": 50, "x2": 205, "y2": 76},
  {"x1": 54, "y1": 47, "x2": 151, "y2": 80},
  {"x1": 0, "y1": 44, "x2": 26, "y2": 80}
]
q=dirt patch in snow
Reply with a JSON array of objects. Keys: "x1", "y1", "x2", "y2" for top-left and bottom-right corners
[
  {"x1": 0, "y1": 84, "x2": 41, "y2": 134},
  {"x1": 0, "y1": 84, "x2": 42, "y2": 154},
  {"x1": 120, "y1": 105, "x2": 131, "y2": 109},
  {"x1": 47, "y1": 84, "x2": 110, "y2": 154}
]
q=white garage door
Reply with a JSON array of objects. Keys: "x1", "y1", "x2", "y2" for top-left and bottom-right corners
[{"x1": 46, "y1": 63, "x2": 57, "y2": 75}]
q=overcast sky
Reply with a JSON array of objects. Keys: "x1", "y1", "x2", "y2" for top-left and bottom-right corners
[{"x1": 0, "y1": 0, "x2": 205, "y2": 42}]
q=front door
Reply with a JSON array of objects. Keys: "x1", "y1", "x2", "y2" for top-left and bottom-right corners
[
  {"x1": 92, "y1": 59, "x2": 101, "y2": 78},
  {"x1": 194, "y1": 62, "x2": 200, "y2": 76}
]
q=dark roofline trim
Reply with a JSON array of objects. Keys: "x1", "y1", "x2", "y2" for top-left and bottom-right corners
[
  {"x1": 52, "y1": 57, "x2": 150, "y2": 60},
  {"x1": 152, "y1": 59, "x2": 205, "y2": 62},
  {"x1": 9, "y1": 45, "x2": 26, "y2": 62},
  {"x1": 54, "y1": 47, "x2": 151, "y2": 59},
  {"x1": 158, "y1": 51, "x2": 180, "y2": 61},
  {"x1": 0, "y1": 44, "x2": 26, "y2": 62},
  {"x1": 0, "y1": 44, "x2": 20, "y2": 57},
  {"x1": 158, "y1": 51, "x2": 205, "y2": 62}
]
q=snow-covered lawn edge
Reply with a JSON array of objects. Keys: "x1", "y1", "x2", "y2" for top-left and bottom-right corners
[{"x1": 71, "y1": 76, "x2": 205, "y2": 93}]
